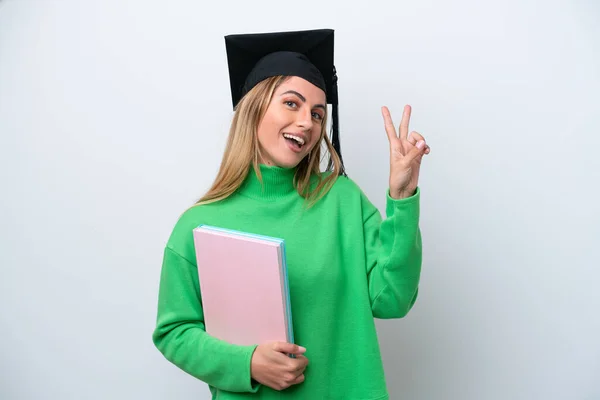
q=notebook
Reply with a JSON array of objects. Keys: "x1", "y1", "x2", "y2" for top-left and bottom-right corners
[{"x1": 192, "y1": 225, "x2": 294, "y2": 347}]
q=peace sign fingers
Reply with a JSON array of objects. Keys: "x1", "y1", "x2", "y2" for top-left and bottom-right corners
[
  {"x1": 399, "y1": 104, "x2": 411, "y2": 142},
  {"x1": 381, "y1": 106, "x2": 400, "y2": 145}
]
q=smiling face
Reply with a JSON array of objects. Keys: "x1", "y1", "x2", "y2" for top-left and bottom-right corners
[{"x1": 256, "y1": 76, "x2": 327, "y2": 168}]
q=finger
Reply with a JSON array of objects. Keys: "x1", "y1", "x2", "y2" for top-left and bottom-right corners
[
  {"x1": 407, "y1": 131, "x2": 430, "y2": 154},
  {"x1": 381, "y1": 106, "x2": 398, "y2": 143},
  {"x1": 273, "y1": 342, "x2": 306, "y2": 355},
  {"x1": 399, "y1": 105, "x2": 411, "y2": 141},
  {"x1": 291, "y1": 374, "x2": 305, "y2": 385},
  {"x1": 407, "y1": 131, "x2": 424, "y2": 146},
  {"x1": 291, "y1": 355, "x2": 309, "y2": 372},
  {"x1": 404, "y1": 140, "x2": 427, "y2": 163}
]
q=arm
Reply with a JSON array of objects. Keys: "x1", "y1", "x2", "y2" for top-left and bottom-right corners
[
  {"x1": 364, "y1": 187, "x2": 422, "y2": 319},
  {"x1": 152, "y1": 246, "x2": 260, "y2": 393}
]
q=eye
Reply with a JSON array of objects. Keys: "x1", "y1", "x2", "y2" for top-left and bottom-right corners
[
  {"x1": 284, "y1": 100, "x2": 298, "y2": 108},
  {"x1": 312, "y1": 112, "x2": 323, "y2": 120}
]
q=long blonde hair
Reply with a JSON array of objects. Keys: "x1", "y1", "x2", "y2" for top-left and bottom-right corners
[{"x1": 195, "y1": 75, "x2": 344, "y2": 209}]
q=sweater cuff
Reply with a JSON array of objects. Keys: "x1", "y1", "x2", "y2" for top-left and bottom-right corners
[
  {"x1": 386, "y1": 186, "x2": 420, "y2": 218},
  {"x1": 239, "y1": 344, "x2": 261, "y2": 393}
]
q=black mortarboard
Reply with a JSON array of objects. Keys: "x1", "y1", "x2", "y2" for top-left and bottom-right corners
[{"x1": 224, "y1": 29, "x2": 345, "y2": 175}]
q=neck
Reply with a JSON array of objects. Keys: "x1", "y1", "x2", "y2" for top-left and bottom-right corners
[{"x1": 237, "y1": 163, "x2": 298, "y2": 201}]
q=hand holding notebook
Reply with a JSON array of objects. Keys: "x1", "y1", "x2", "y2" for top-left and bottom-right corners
[
  {"x1": 193, "y1": 225, "x2": 306, "y2": 390},
  {"x1": 250, "y1": 341, "x2": 309, "y2": 391}
]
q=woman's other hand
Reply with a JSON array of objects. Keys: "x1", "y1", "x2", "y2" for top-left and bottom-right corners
[
  {"x1": 250, "y1": 341, "x2": 309, "y2": 391},
  {"x1": 382, "y1": 105, "x2": 430, "y2": 199}
]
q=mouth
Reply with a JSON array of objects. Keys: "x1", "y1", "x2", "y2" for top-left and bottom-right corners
[{"x1": 282, "y1": 133, "x2": 306, "y2": 152}]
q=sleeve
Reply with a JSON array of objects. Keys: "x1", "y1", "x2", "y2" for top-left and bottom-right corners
[
  {"x1": 364, "y1": 186, "x2": 422, "y2": 319},
  {"x1": 152, "y1": 246, "x2": 261, "y2": 393}
]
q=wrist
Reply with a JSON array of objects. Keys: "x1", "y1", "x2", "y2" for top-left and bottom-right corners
[{"x1": 390, "y1": 188, "x2": 414, "y2": 199}]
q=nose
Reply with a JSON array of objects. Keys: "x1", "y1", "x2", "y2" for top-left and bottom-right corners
[{"x1": 295, "y1": 107, "x2": 313, "y2": 131}]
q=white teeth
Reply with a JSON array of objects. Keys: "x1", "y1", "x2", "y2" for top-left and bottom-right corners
[{"x1": 283, "y1": 133, "x2": 305, "y2": 146}]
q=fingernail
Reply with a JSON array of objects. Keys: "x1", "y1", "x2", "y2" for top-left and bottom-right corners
[
  {"x1": 299, "y1": 346, "x2": 306, "y2": 352},
  {"x1": 416, "y1": 140, "x2": 425, "y2": 149}
]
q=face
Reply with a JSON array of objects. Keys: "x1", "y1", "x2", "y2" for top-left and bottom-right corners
[{"x1": 256, "y1": 76, "x2": 326, "y2": 168}]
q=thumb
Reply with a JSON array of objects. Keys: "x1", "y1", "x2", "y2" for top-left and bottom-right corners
[
  {"x1": 272, "y1": 342, "x2": 306, "y2": 355},
  {"x1": 404, "y1": 140, "x2": 426, "y2": 164}
]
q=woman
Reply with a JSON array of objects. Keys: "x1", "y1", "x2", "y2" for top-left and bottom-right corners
[{"x1": 152, "y1": 29, "x2": 430, "y2": 399}]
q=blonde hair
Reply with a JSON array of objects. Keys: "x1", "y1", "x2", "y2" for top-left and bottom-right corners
[{"x1": 194, "y1": 75, "x2": 344, "y2": 209}]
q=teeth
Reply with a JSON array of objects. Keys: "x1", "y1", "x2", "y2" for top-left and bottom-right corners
[{"x1": 283, "y1": 133, "x2": 305, "y2": 146}]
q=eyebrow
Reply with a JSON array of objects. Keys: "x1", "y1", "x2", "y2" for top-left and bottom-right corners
[{"x1": 281, "y1": 90, "x2": 326, "y2": 110}]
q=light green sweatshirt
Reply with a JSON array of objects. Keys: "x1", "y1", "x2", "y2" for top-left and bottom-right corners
[{"x1": 152, "y1": 164, "x2": 422, "y2": 399}]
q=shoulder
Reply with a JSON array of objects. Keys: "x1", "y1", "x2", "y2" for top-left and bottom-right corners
[
  {"x1": 333, "y1": 174, "x2": 364, "y2": 194},
  {"x1": 164, "y1": 200, "x2": 228, "y2": 262},
  {"x1": 316, "y1": 171, "x2": 379, "y2": 217},
  {"x1": 321, "y1": 171, "x2": 371, "y2": 202}
]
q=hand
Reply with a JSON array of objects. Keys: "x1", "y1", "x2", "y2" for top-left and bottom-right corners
[
  {"x1": 382, "y1": 105, "x2": 430, "y2": 199},
  {"x1": 250, "y1": 342, "x2": 309, "y2": 391}
]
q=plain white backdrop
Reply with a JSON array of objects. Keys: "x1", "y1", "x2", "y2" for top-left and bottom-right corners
[{"x1": 1, "y1": 0, "x2": 599, "y2": 399}]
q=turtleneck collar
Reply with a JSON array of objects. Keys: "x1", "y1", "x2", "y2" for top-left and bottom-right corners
[{"x1": 237, "y1": 164, "x2": 298, "y2": 201}]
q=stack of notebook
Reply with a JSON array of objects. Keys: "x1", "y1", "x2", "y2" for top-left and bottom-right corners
[{"x1": 192, "y1": 225, "x2": 294, "y2": 346}]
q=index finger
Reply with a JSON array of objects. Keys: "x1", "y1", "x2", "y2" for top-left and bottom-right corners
[
  {"x1": 381, "y1": 106, "x2": 398, "y2": 143},
  {"x1": 290, "y1": 355, "x2": 309, "y2": 371},
  {"x1": 399, "y1": 105, "x2": 411, "y2": 141}
]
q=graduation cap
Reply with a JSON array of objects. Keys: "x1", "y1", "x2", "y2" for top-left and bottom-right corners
[{"x1": 224, "y1": 29, "x2": 345, "y2": 175}]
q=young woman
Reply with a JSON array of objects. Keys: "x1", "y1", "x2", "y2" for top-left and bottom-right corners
[{"x1": 152, "y1": 29, "x2": 430, "y2": 399}]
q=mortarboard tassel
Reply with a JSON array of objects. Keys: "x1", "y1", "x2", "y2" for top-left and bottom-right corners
[{"x1": 329, "y1": 66, "x2": 347, "y2": 177}]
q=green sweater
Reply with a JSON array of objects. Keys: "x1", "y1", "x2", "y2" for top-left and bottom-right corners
[{"x1": 152, "y1": 164, "x2": 422, "y2": 399}]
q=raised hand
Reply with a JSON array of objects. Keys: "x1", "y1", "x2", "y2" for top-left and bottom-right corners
[{"x1": 382, "y1": 105, "x2": 430, "y2": 199}]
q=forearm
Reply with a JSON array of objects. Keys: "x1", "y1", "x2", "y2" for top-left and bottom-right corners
[
  {"x1": 366, "y1": 188, "x2": 422, "y2": 318},
  {"x1": 153, "y1": 320, "x2": 258, "y2": 391},
  {"x1": 152, "y1": 246, "x2": 259, "y2": 393}
]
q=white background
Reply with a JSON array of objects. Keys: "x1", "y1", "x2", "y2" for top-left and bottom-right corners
[{"x1": 1, "y1": 0, "x2": 599, "y2": 399}]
